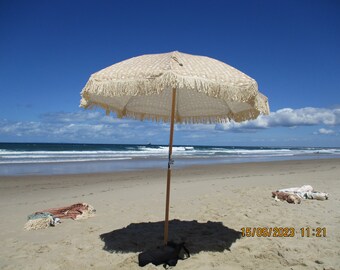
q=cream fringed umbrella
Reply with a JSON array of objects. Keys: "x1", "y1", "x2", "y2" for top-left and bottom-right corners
[{"x1": 80, "y1": 51, "x2": 269, "y2": 245}]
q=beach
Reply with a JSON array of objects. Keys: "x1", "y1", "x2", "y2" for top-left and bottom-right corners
[{"x1": 0, "y1": 158, "x2": 339, "y2": 270}]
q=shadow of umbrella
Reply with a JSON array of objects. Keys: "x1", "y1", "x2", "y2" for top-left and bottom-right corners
[{"x1": 100, "y1": 219, "x2": 242, "y2": 254}]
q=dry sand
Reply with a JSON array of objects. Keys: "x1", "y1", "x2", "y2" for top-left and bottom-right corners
[{"x1": 0, "y1": 159, "x2": 339, "y2": 270}]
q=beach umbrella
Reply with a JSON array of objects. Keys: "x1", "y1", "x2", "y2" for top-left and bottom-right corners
[{"x1": 80, "y1": 51, "x2": 269, "y2": 245}]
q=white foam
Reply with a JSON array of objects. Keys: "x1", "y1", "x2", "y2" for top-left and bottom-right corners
[
  {"x1": 0, "y1": 146, "x2": 339, "y2": 166},
  {"x1": 0, "y1": 157, "x2": 131, "y2": 164}
]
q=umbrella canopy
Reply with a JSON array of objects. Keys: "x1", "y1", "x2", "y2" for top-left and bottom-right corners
[
  {"x1": 80, "y1": 51, "x2": 269, "y2": 245},
  {"x1": 81, "y1": 51, "x2": 269, "y2": 123}
]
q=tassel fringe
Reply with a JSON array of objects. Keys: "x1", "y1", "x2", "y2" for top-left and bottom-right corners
[
  {"x1": 24, "y1": 216, "x2": 53, "y2": 231},
  {"x1": 80, "y1": 72, "x2": 269, "y2": 124},
  {"x1": 81, "y1": 71, "x2": 259, "y2": 103}
]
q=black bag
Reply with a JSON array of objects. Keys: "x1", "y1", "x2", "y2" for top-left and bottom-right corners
[{"x1": 138, "y1": 241, "x2": 190, "y2": 268}]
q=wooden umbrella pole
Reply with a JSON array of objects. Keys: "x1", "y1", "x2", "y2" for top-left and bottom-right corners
[{"x1": 164, "y1": 88, "x2": 177, "y2": 245}]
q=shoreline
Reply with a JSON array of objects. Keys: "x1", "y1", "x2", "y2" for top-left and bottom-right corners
[
  {"x1": 0, "y1": 157, "x2": 339, "y2": 179},
  {"x1": 0, "y1": 158, "x2": 339, "y2": 269},
  {"x1": 1, "y1": 155, "x2": 339, "y2": 177}
]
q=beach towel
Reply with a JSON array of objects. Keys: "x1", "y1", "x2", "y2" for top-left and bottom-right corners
[
  {"x1": 305, "y1": 191, "x2": 329, "y2": 200},
  {"x1": 24, "y1": 203, "x2": 95, "y2": 230},
  {"x1": 272, "y1": 192, "x2": 301, "y2": 204},
  {"x1": 278, "y1": 185, "x2": 313, "y2": 198},
  {"x1": 24, "y1": 212, "x2": 55, "y2": 231},
  {"x1": 272, "y1": 185, "x2": 329, "y2": 204},
  {"x1": 39, "y1": 203, "x2": 96, "y2": 220}
]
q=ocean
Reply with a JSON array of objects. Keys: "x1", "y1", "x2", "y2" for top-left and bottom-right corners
[{"x1": 0, "y1": 143, "x2": 339, "y2": 176}]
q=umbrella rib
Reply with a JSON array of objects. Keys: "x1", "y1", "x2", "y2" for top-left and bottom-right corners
[{"x1": 121, "y1": 96, "x2": 135, "y2": 117}]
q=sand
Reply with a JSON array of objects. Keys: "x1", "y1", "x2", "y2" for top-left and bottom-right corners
[{"x1": 0, "y1": 159, "x2": 339, "y2": 270}]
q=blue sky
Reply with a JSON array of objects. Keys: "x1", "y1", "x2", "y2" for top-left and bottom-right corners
[{"x1": 0, "y1": 0, "x2": 339, "y2": 147}]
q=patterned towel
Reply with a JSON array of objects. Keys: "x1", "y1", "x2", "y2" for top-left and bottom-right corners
[{"x1": 24, "y1": 203, "x2": 95, "y2": 231}]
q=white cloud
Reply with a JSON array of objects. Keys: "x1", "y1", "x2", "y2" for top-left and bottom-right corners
[
  {"x1": 41, "y1": 111, "x2": 131, "y2": 124},
  {"x1": 175, "y1": 123, "x2": 215, "y2": 132},
  {"x1": 0, "y1": 111, "x2": 166, "y2": 143},
  {"x1": 1, "y1": 107, "x2": 340, "y2": 143},
  {"x1": 316, "y1": 128, "x2": 335, "y2": 135},
  {"x1": 216, "y1": 107, "x2": 340, "y2": 132}
]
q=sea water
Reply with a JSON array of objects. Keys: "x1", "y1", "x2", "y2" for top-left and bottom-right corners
[{"x1": 0, "y1": 143, "x2": 339, "y2": 176}]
